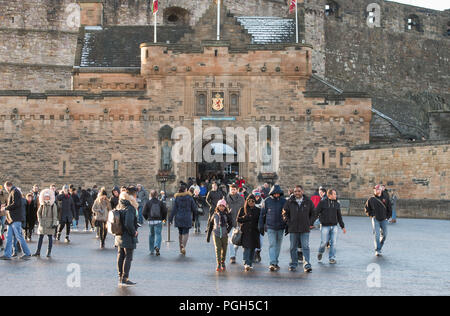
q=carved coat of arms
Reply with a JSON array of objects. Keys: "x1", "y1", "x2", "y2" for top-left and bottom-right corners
[{"x1": 212, "y1": 93, "x2": 224, "y2": 111}]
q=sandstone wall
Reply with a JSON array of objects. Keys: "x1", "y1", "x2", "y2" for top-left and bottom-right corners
[
  {"x1": 311, "y1": 0, "x2": 450, "y2": 138},
  {"x1": 350, "y1": 141, "x2": 450, "y2": 200}
]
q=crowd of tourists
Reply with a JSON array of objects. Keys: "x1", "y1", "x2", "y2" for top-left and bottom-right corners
[{"x1": 0, "y1": 178, "x2": 397, "y2": 287}]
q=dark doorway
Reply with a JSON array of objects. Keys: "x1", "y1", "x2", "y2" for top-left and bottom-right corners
[{"x1": 196, "y1": 141, "x2": 239, "y2": 185}]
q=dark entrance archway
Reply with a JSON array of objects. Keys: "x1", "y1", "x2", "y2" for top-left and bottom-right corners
[{"x1": 196, "y1": 140, "x2": 239, "y2": 184}]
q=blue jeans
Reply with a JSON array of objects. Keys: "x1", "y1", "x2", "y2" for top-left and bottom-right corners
[
  {"x1": 267, "y1": 229, "x2": 284, "y2": 266},
  {"x1": 228, "y1": 229, "x2": 239, "y2": 258},
  {"x1": 243, "y1": 248, "x2": 255, "y2": 266},
  {"x1": 149, "y1": 222, "x2": 163, "y2": 252},
  {"x1": 392, "y1": 206, "x2": 397, "y2": 220},
  {"x1": 372, "y1": 218, "x2": 388, "y2": 252},
  {"x1": 138, "y1": 205, "x2": 144, "y2": 224},
  {"x1": 318, "y1": 225, "x2": 338, "y2": 260},
  {"x1": 289, "y1": 233, "x2": 310, "y2": 268},
  {"x1": 4, "y1": 222, "x2": 31, "y2": 257}
]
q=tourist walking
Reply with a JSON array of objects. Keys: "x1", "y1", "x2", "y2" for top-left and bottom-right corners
[
  {"x1": 365, "y1": 185, "x2": 392, "y2": 256},
  {"x1": 24, "y1": 193, "x2": 38, "y2": 242},
  {"x1": 115, "y1": 186, "x2": 139, "y2": 287},
  {"x1": 33, "y1": 189, "x2": 58, "y2": 258},
  {"x1": 206, "y1": 182, "x2": 224, "y2": 216},
  {"x1": 206, "y1": 199, "x2": 233, "y2": 272},
  {"x1": 110, "y1": 186, "x2": 120, "y2": 210},
  {"x1": 225, "y1": 184, "x2": 245, "y2": 264},
  {"x1": 237, "y1": 195, "x2": 261, "y2": 271},
  {"x1": 282, "y1": 185, "x2": 314, "y2": 272},
  {"x1": 56, "y1": 185, "x2": 76, "y2": 243},
  {"x1": 0, "y1": 181, "x2": 32, "y2": 260},
  {"x1": 136, "y1": 184, "x2": 149, "y2": 225},
  {"x1": 252, "y1": 189, "x2": 264, "y2": 263},
  {"x1": 314, "y1": 189, "x2": 346, "y2": 264},
  {"x1": 390, "y1": 190, "x2": 398, "y2": 224},
  {"x1": 169, "y1": 185, "x2": 197, "y2": 255},
  {"x1": 143, "y1": 190, "x2": 168, "y2": 256},
  {"x1": 92, "y1": 188, "x2": 112, "y2": 249},
  {"x1": 192, "y1": 188, "x2": 204, "y2": 234},
  {"x1": 259, "y1": 184, "x2": 286, "y2": 271},
  {"x1": 80, "y1": 189, "x2": 94, "y2": 232}
]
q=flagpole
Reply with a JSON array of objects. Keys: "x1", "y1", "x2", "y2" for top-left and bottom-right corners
[
  {"x1": 217, "y1": 0, "x2": 221, "y2": 41},
  {"x1": 295, "y1": 1, "x2": 298, "y2": 44},
  {"x1": 154, "y1": 10, "x2": 157, "y2": 43}
]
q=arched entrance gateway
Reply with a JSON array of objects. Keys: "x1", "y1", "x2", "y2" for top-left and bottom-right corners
[{"x1": 196, "y1": 140, "x2": 239, "y2": 184}]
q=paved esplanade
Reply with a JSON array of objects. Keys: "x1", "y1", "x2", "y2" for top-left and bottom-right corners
[{"x1": 1, "y1": 216, "x2": 449, "y2": 296}]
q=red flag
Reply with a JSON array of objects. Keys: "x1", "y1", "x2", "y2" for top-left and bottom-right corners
[
  {"x1": 289, "y1": 0, "x2": 297, "y2": 14},
  {"x1": 152, "y1": 0, "x2": 158, "y2": 14}
]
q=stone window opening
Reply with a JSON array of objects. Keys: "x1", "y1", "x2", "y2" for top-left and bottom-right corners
[
  {"x1": 406, "y1": 15, "x2": 422, "y2": 32},
  {"x1": 163, "y1": 7, "x2": 190, "y2": 25},
  {"x1": 229, "y1": 93, "x2": 240, "y2": 115},
  {"x1": 340, "y1": 152, "x2": 344, "y2": 167},
  {"x1": 196, "y1": 92, "x2": 207, "y2": 115},
  {"x1": 62, "y1": 161, "x2": 67, "y2": 176},
  {"x1": 113, "y1": 160, "x2": 119, "y2": 177},
  {"x1": 325, "y1": 1, "x2": 340, "y2": 18},
  {"x1": 322, "y1": 152, "x2": 326, "y2": 166}
]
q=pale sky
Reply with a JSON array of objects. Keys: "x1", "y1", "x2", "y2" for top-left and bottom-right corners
[{"x1": 386, "y1": 0, "x2": 449, "y2": 11}]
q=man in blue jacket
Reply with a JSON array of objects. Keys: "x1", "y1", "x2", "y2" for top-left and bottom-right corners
[{"x1": 258, "y1": 184, "x2": 286, "y2": 271}]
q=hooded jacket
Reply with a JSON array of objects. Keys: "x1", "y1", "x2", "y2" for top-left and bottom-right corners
[
  {"x1": 114, "y1": 192, "x2": 139, "y2": 249},
  {"x1": 169, "y1": 191, "x2": 197, "y2": 229},
  {"x1": 37, "y1": 189, "x2": 58, "y2": 235},
  {"x1": 110, "y1": 186, "x2": 120, "y2": 209},
  {"x1": 282, "y1": 194, "x2": 315, "y2": 233},
  {"x1": 258, "y1": 185, "x2": 287, "y2": 232}
]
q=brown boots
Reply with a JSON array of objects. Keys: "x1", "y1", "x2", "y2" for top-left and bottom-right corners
[{"x1": 179, "y1": 234, "x2": 189, "y2": 255}]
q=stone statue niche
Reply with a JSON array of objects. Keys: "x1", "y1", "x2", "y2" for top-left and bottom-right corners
[
  {"x1": 158, "y1": 125, "x2": 174, "y2": 173},
  {"x1": 161, "y1": 141, "x2": 172, "y2": 171}
]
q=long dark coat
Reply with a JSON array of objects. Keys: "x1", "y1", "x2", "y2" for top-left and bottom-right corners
[{"x1": 237, "y1": 206, "x2": 261, "y2": 250}]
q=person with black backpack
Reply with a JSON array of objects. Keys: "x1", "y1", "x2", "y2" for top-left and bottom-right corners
[
  {"x1": 114, "y1": 186, "x2": 139, "y2": 287},
  {"x1": 143, "y1": 190, "x2": 167, "y2": 256}
]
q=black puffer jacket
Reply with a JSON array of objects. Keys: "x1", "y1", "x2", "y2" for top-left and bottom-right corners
[
  {"x1": 282, "y1": 195, "x2": 315, "y2": 234},
  {"x1": 314, "y1": 198, "x2": 345, "y2": 228}
]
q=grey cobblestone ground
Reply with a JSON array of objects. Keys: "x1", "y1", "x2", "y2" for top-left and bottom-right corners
[{"x1": 0, "y1": 216, "x2": 449, "y2": 296}]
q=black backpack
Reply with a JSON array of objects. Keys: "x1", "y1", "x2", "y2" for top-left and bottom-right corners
[{"x1": 149, "y1": 201, "x2": 161, "y2": 219}]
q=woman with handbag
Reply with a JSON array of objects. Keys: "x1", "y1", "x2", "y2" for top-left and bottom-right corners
[
  {"x1": 33, "y1": 189, "x2": 58, "y2": 257},
  {"x1": 237, "y1": 195, "x2": 261, "y2": 271},
  {"x1": 92, "y1": 188, "x2": 112, "y2": 249},
  {"x1": 207, "y1": 199, "x2": 233, "y2": 272}
]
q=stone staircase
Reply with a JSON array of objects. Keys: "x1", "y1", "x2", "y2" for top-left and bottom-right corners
[{"x1": 236, "y1": 17, "x2": 296, "y2": 44}]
